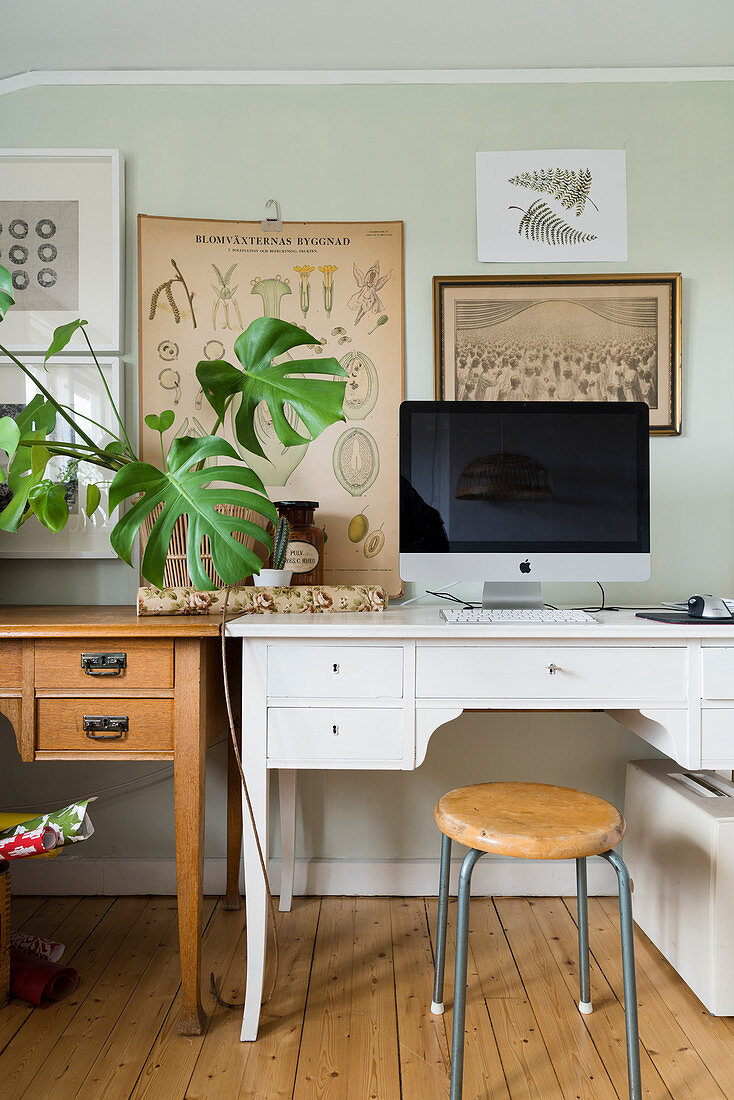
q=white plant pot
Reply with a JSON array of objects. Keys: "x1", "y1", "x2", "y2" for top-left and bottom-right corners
[{"x1": 252, "y1": 568, "x2": 293, "y2": 587}]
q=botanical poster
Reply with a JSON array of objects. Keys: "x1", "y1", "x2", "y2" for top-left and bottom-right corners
[
  {"x1": 138, "y1": 217, "x2": 404, "y2": 593},
  {"x1": 476, "y1": 150, "x2": 628, "y2": 262}
]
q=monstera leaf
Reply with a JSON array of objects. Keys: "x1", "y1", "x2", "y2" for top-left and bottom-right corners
[
  {"x1": 0, "y1": 417, "x2": 21, "y2": 481},
  {"x1": 108, "y1": 434, "x2": 276, "y2": 590},
  {"x1": 0, "y1": 395, "x2": 56, "y2": 532},
  {"x1": 196, "y1": 317, "x2": 347, "y2": 460},
  {"x1": 27, "y1": 479, "x2": 70, "y2": 532},
  {"x1": 0, "y1": 265, "x2": 14, "y2": 322}
]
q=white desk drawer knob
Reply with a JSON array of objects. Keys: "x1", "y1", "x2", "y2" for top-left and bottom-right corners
[
  {"x1": 332, "y1": 723, "x2": 340, "y2": 736},
  {"x1": 547, "y1": 663, "x2": 561, "y2": 675}
]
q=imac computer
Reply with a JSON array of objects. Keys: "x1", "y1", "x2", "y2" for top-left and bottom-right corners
[{"x1": 399, "y1": 401, "x2": 650, "y2": 609}]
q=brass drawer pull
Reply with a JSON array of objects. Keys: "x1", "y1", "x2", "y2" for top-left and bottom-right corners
[
  {"x1": 81, "y1": 652, "x2": 127, "y2": 677},
  {"x1": 83, "y1": 715, "x2": 129, "y2": 740}
]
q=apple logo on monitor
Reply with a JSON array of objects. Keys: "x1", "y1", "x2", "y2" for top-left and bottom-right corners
[{"x1": 519, "y1": 560, "x2": 531, "y2": 574}]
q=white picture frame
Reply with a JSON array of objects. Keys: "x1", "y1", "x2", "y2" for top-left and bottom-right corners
[
  {"x1": 476, "y1": 149, "x2": 628, "y2": 263},
  {"x1": 0, "y1": 149, "x2": 123, "y2": 352},
  {"x1": 0, "y1": 356, "x2": 124, "y2": 558}
]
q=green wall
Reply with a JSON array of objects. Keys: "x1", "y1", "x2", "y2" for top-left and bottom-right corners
[{"x1": 1, "y1": 80, "x2": 732, "y2": 868}]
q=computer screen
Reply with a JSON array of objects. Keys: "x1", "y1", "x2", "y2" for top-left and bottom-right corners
[{"x1": 399, "y1": 401, "x2": 650, "y2": 584}]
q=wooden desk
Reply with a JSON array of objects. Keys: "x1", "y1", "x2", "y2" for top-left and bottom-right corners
[{"x1": 0, "y1": 605, "x2": 234, "y2": 1036}]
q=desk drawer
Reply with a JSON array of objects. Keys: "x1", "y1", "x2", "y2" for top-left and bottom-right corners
[
  {"x1": 701, "y1": 710, "x2": 734, "y2": 765},
  {"x1": 267, "y1": 645, "x2": 403, "y2": 699},
  {"x1": 702, "y1": 649, "x2": 734, "y2": 700},
  {"x1": 268, "y1": 707, "x2": 403, "y2": 764},
  {"x1": 36, "y1": 698, "x2": 174, "y2": 754},
  {"x1": 35, "y1": 638, "x2": 174, "y2": 691},
  {"x1": 416, "y1": 646, "x2": 686, "y2": 701},
  {"x1": 0, "y1": 641, "x2": 22, "y2": 689}
]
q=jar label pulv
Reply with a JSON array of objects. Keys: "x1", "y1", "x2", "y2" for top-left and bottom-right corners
[{"x1": 286, "y1": 540, "x2": 321, "y2": 574}]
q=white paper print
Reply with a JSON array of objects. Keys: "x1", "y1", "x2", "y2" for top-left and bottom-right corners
[{"x1": 476, "y1": 150, "x2": 627, "y2": 263}]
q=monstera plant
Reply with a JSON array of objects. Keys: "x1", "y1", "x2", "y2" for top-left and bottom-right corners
[{"x1": 0, "y1": 264, "x2": 347, "y2": 589}]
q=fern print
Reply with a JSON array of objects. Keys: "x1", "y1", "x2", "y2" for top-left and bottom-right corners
[
  {"x1": 508, "y1": 169, "x2": 598, "y2": 216},
  {"x1": 509, "y1": 201, "x2": 598, "y2": 245}
]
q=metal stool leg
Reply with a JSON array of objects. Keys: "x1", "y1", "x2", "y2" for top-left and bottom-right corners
[
  {"x1": 600, "y1": 849, "x2": 642, "y2": 1100},
  {"x1": 450, "y1": 847, "x2": 483, "y2": 1100},
  {"x1": 432, "y1": 833, "x2": 452, "y2": 1015},
  {"x1": 576, "y1": 856, "x2": 592, "y2": 1014}
]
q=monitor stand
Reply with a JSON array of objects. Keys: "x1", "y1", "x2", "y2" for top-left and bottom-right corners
[{"x1": 482, "y1": 582, "x2": 543, "y2": 609}]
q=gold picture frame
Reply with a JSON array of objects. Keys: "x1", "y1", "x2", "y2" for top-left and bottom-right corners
[{"x1": 434, "y1": 273, "x2": 682, "y2": 435}]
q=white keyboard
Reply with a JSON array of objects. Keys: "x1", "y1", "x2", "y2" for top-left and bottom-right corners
[{"x1": 440, "y1": 608, "x2": 597, "y2": 624}]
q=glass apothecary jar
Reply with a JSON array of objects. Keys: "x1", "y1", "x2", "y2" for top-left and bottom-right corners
[{"x1": 274, "y1": 501, "x2": 324, "y2": 585}]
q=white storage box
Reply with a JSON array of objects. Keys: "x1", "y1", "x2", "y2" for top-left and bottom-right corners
[{"x1": 624, "y1": 758, "x2": 734, "y2": 1015}]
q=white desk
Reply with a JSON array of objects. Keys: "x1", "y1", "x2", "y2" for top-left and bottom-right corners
[{"x1": 227, "y1": 607, "x2": 734, "y2": 1040}]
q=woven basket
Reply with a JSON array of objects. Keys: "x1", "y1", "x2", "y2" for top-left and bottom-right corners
[
  {"x1": 140, "y1": 504, "x2": 270, "y2": 589},
  {"x1": 0, "y1": 862, "x2": 9, "y2": 1009},
  {"x1": 456, "y1": 452, "x2": 552, "y2": 502}
]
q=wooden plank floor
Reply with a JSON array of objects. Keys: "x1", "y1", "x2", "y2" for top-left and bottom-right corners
[{"x1": 1, "y1": 894, "x2": 732, "y2": 1098}]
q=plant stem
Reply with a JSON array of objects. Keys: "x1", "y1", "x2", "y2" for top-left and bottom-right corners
[
  {"x1": 0, "y1": 341, "x2": 99, "y2": 452},
  {"x1": 193, "y1": 395, "x2": 235, "y2": 473},
  {"x1": 17, "y1": 440, "x2": 125, "y2": 471},
  {"x1": 210, "y1": 396, "x2": 233, "y2": 439},
  {"x1": 58, "y1": 405, "x2": 119, "y2": 439},
  {"x1": 80, "y1": 326, "x2": 135, "y2": 458}
]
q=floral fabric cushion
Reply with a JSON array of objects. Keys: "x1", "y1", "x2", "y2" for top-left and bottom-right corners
[{"x1": 137, "y1": 584, "x2": 388, "y2": 616}]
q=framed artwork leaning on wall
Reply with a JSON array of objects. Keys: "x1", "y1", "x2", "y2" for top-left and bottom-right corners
[
  {"x1": 0, "y1": 357, "x2": 123, "y2": 558},
  {"x1": 434, "y1": 273, "x2": 682, "y2": 435},
  {"x1": 0, "y1": 150, "x2": 124, "y2": 353}
]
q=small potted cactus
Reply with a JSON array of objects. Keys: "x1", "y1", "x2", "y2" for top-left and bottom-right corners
[{"x1": 252, "y1": 516, "x2": 292, "y2": 586}]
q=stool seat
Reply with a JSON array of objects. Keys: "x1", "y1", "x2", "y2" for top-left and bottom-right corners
[{"x1": 435, "y1": 781, "x2": 625, "y2": 860}]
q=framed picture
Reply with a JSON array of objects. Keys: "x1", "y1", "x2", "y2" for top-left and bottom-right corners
[
  {"x1": 475, "y1": 149, "x2": 628, "y2": 262},
  {"x1": 434, "y1": 274, "x2": 682, "y2": 435},
  {"x1": 0, "y1": 357, "x2": 123, "y2": 558},
  {"x1": 138, "y1": 215, "x2": 405, "y2": 594},
  {"x1": 0, "y1": 150, "x2": 124, "y2": 353}
]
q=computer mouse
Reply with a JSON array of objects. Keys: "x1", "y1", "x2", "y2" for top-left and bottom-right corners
[{"x1": 687, "y1": 594, "x2": 733, "y2": 619}]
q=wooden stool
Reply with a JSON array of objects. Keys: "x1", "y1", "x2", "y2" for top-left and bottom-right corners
[{"x1": 432, "y1": 782, "x2": 641, "y2": 1100}]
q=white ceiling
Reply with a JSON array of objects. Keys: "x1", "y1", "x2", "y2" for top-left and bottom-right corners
[{"x1": 2, "y1": 0, "x2": 733, "y2": 80}]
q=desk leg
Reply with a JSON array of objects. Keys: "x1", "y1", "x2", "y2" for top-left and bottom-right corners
[
  {"x1": 224, "y1": 718, "x2": 243, "y2": 910},
  {"x1": 278, "y1": 769, "x2": 297, "y2": 912},
  {"x1": 241, "y1": 642, "x2": 269, "y2": 1042},
  {"x1": 174, "y1": 638, "x2": 207, "y2": 1036}
]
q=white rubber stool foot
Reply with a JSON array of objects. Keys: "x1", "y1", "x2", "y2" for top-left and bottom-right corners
[
  {"x1": 431, "y1": 1000, "x2": 444, "y2": 1015},
  {"x1": 579, "y1": 999, "x2": 593, "y2": 1015}
]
